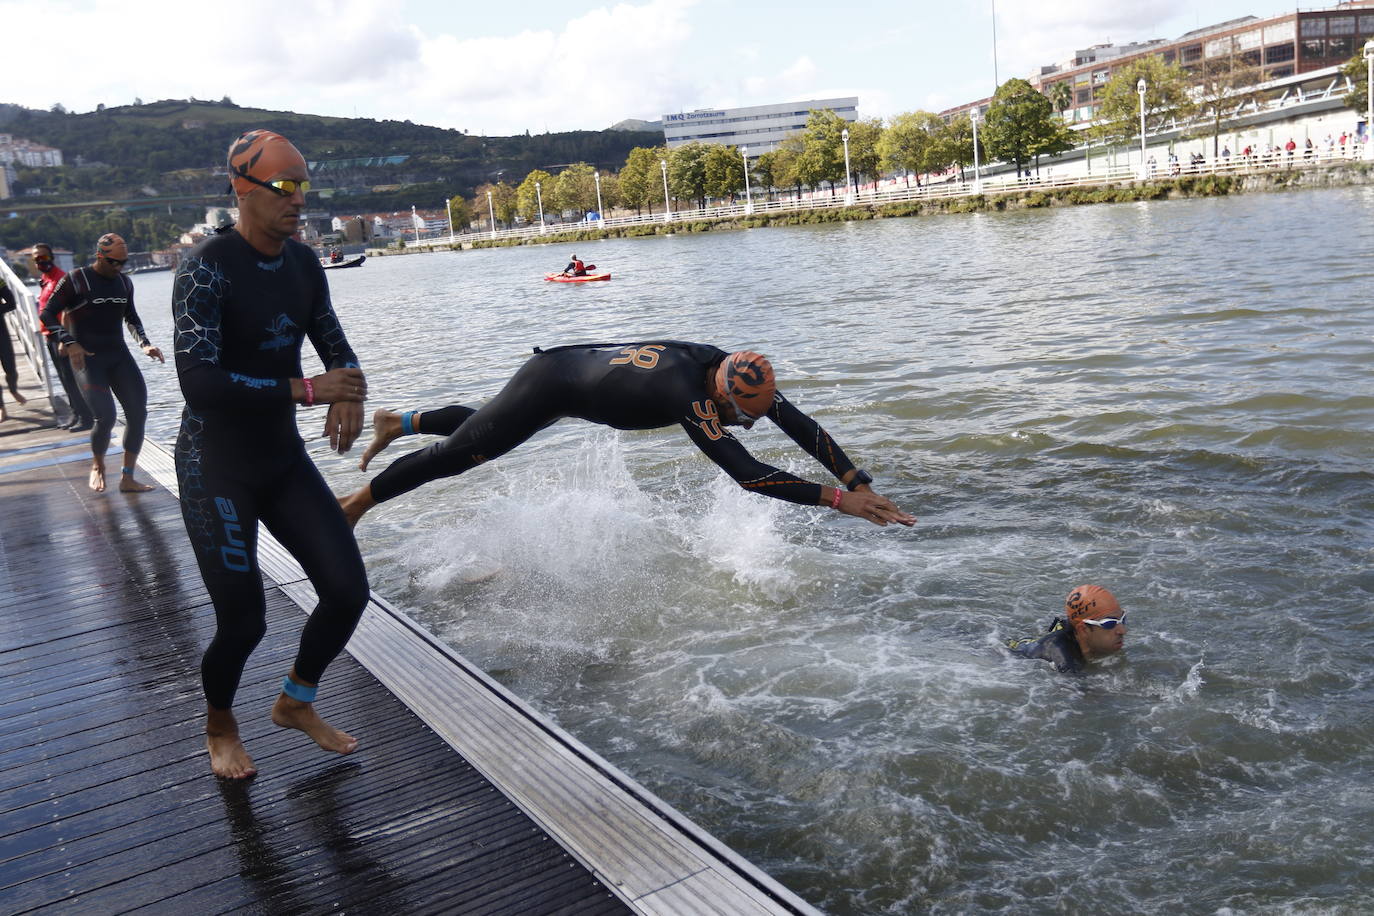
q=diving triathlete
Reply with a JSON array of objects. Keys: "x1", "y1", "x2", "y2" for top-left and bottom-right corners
[
  {"x1": 562, "y1": 254, "x2": 587, "y2": 276},
  {"x1": 39, "y1": 233, "x2": 163, "y2": 492},
  {"x1": 1007, "y1": 584, "x2": 1128, "y2": 674},
  {"x1": 173, "y1": 129, "x2": 370, "y2": 780},
  {"x1": 342, "y1": 342, "x2": 915, "y2": 529}
]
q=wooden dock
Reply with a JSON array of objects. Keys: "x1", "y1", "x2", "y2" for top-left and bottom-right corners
[{"x1": 0, "y1": 316, "x2": 819, "y2": 915}]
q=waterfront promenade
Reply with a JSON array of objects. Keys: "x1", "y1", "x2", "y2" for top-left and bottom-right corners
[{"x1": 0, "y1": 320, "x2": 819, "y2": 914}]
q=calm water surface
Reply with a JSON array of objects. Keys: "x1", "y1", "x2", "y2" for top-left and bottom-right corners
[{"x1": 135, "y1": 187, "x2": 1374, "y2": 914}]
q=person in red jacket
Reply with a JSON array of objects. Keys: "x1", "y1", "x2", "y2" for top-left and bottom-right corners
[{"x1": 33, "y1": 244, "x2": 93, "y2": 430}]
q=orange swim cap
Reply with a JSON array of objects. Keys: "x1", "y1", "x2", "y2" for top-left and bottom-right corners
[
  {"x1": 715, "y1": 350, "x2": 776, "y2": 420},
  {"x1": 95, "y1": 233, "x2": 127, "y2": 260},
  {"x1": 227, "y1": 130, "x2": 306, "y2": 196},
  {"x1": 1065, "y1": 585, "x2": 1121, "y2": 626}
]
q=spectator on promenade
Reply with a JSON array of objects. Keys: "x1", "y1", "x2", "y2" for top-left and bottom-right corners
[
  {"x1": 0, "y1": 275, "x2": 27, "y2": 421},
  {"x1": 1007, "y1": 585, "x2": 1129, "y2": 675},
  {"x1": 1222, "y1": 145, "x2": 1231, "y2": 160},
  {"x1": 173, "y1": 129, "x2": 370, "y2": 779},
  {"x1": 1285, "y1": 138, "x2": 1296, "y2": 161},
  {"x1": 39, "y1": 233, "x2": 164, "y2": 492},
  {"x1": 1305, "y1": 137, "x2": 1314, "y2": 161},
  {"x1": 1147, "y1": 154, "x2": 1157, "y2": 176},
  {"x1": 33, "y1": 244, "x2": 93, "y2": 430},
  {"x1": 342, "y1": 343, "x2": 916, "y2": 532}
]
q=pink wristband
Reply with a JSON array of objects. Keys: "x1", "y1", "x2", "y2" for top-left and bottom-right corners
[
  {"x1": 830, "y1": 487, "x2": 843, "y2": 510},
  {"x1": 302, "y1": 377, "x2": 315, "y2": 406}
]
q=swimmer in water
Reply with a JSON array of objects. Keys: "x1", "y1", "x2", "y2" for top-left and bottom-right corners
[{"x1": 1007, "y1": 584, "x2": 1128, "y2": 674}]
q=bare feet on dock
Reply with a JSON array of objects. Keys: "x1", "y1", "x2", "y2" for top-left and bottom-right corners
[
  {"x1": 119, "y1": 473, "x2": 155, "y2": 493},
  {"x1": 272, "y1": 694, "x2": 358, "y2": 756},
  {"x1": 89, "y1": 463, "x2": 106, "y2": 492},
  {"x1": 359, "y1": 408, "x2": 403, "y2": 471},
  {"x1": 9, "y1": 387, "x2": 26, "y2": 405},
  {"x1": 207, "y1": 709, "x2": 257, "y2": 779}
]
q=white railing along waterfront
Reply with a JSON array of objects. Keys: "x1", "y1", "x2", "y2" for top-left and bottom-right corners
[
  {"x1": 0, "y1": 260, "x2": 54, "y2": 404},
  {"x1": 402, "y1": 143, "x2": 1368, "y2": 251}
]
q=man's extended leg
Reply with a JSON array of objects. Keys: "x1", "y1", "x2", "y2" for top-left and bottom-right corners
[
  {"x1": 358, "y1": 404, "x2": 477, "y2": 471},
  {"x1": 109, "y1": 358, "x2": 154, "y2": 492}
]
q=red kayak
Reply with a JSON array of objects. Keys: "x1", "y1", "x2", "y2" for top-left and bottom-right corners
[{"x1": 545, "y1": 271, "x2": 610, "y2": 283}]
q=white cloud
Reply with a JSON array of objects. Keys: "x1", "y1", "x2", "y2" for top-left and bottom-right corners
[{"x1": 993, "y1": 0, "x2": 1192, "y2": 79}]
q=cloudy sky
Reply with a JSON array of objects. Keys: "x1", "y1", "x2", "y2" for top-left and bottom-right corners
[{"x1": 6, "y1": 0, "x2": 1292, "y2": 135}]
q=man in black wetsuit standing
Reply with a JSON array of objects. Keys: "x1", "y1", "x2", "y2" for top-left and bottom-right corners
[
  {"x1": 173, "y1": 129, "x2": 370, "y2": 780},
  {"x1": 341, "y1": 343, "x2": 915, "y2": 528},
  {"x1": 40, "y1": 233, "x2": 164, "y2": 492}
]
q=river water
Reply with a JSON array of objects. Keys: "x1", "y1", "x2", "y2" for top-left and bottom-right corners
[{"x1": 133, "y1": 186, "x2": 1374, "y2": 914}]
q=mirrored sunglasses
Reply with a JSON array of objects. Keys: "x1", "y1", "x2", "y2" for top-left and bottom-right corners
[
  {"x1": 237, "y1": 171, "x2": 311, "y2": 197},
  {"x1": 1082, "y1": 612, "x2": 1128, "y2": 630}
]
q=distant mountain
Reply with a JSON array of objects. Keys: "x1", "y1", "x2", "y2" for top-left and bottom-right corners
[{"x1": 611, "y1": 118, "x2": 662, "y2": 132}]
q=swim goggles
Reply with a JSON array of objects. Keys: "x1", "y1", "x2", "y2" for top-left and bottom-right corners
[
  {"x1": 1082, "y1": 612, "x2": 1128, "y2": 630},
  {"x1": 235, "y1": 171, "x2": 312, "y2": 197}
]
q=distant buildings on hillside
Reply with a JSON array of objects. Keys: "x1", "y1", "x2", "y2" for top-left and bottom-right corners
[
  {"x1": 943, "y1": 0, "x2": 1374, "y2": 124},
  {"x1": 0, "y1": 134, "x2": 64, "y2": 168},
  {"x1": 661, "y1": 98, "x2": 859, "y2": 154}
]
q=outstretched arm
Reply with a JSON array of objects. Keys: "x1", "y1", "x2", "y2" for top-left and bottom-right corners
[{"x1": 680, "y1": 404, "x2": 915, "y2": 526}]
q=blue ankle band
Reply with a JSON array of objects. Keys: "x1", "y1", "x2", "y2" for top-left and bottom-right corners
[
  {"x1": 121, "y1": 467, "x2": 133, "y2": 475},
  {"x1": 281, "y1": 676, "x2": 318, "y2": 703},
  {"x1": 401, "y1": 410, "x2": 417, "y2": 436}
]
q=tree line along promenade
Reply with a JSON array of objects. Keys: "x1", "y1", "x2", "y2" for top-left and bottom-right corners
[{"x1": 392, "y1": 54, "x2": 1371, "y2": 253}]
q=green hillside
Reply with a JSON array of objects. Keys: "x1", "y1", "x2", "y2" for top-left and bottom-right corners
[{"x1": 0, "y1": 98, "x2": 661, "y2": 253}]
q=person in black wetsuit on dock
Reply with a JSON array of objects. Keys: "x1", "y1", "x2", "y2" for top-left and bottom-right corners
[
  {"x1": 1007, "y1": 584, "x2": 1129, "y2": 674},
  {"x1": 40, "y1": 233, "x2": 164, "y2": 492},
  {"x1": 173, "y1": 129, "x2": 370, "y2": 780},
  {"x1": 341, "y1": 343, "x2": 915, "y2": 529}
]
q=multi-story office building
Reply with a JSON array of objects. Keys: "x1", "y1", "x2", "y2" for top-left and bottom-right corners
[
  {"x1": 661, "y1": 98, "x2": 859, "y2": 154},
  {"x1": 943, "y1": 0, "x2": 1374, "y2": 125}
]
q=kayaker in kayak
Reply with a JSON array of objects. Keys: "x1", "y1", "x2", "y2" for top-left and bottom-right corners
[
  {"x1": 342, "y1": 342, "x2": 916, "y2": 530},
  {"x1": 562, "y1": 254, "x2": 587, "y2": 277}
]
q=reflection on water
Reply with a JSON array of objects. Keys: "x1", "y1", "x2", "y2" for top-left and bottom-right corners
[{"x1": 135, "y1": 187, "x2": 1374, "y2": 914}]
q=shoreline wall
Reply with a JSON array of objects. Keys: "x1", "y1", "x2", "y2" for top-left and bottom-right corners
[{"x1": 371, "y1": 162, "x2": 1372, "y2": 255}]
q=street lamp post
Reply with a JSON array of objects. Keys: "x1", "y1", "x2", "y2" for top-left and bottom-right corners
[
  {"x1": 741, "y1": 145, "x2": 753, "y2": 214},
  {"x1": 1137, "y1": 78, "x2": 1149, "y2": 179},
  {"x1": 1364, "y1": 40, "x2": 1374, "y2": 160},
  {"x1": 487, "y1": 189, "x2": 496, "y2": 239},
  {"x1": 841, "y1": 128, "x2": 854, "y2": 204},
  {"x1": 660, "y1": 158, "x2": 672, "y2": 223},
  {"x1": 970, "y1": 109, "x2": 982, "y2": 193},
  {"x1": 535, "y1": 180, "x2": 545, "y2": 234},
  {"x1": 593, "y1": 170, "x2": 604, "y2": 225}
]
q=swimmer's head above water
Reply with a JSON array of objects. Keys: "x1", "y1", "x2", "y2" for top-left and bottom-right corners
[{"x1": 1066, "y1": 584, "x2": 1128, "y2": 658}]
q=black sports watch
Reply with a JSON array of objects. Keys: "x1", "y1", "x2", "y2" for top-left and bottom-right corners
[{"x1": 846, "y1": 469, "x2": 873, "y2": 491}]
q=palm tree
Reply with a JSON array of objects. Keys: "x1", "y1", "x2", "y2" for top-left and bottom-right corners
[{"x1": 1047, "y1": 81, "x2": 1074, "y2": 121}]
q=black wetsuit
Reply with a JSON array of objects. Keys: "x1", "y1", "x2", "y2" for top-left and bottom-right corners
[
  {"x1": 1007, "y1": 618, "x2": 1086, "y2": 674},
  {"x1": 370, "y1": 340, "x2": 859, "y2": 506},
  {"x1": 173, "y1": 231, "x2": 368, "y2": 710},
  {"x1": 0, "y1": 280, "x2": 19, "y2": 397},
  {"x1": 40, "y1": 267, "x2": 151, "y2": 458}
]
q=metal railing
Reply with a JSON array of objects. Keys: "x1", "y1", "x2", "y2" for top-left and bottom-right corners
[
  {"x1": 402, "y1": 142, "x2": 1368, "y2": 251},
  {"x1": 0, "y1": 260, "x2": 54, "y2": 404}
]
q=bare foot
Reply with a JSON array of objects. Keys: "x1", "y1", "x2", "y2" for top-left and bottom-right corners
[
  {"x1": 119, "y1": 474, "x2": 155, "y2": 493},
  {"x1": 358, "y1": 408, "x2": 404, "y2": 471},
  {"x1": 9, "y1": 388, "x2": 26, "y2": 405},
  {"x1": 89, "y1": 464, "x2": 106, "y2": 492},
  {"x1": 0, "y1": 406, "x2": 7, "y2": 422},
  {"x1": 207, "y1": 710, "x2": 257, "y2": 779},
  {"x1": 271, "y1": 694, "x2": 358, "y2": 755}
]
